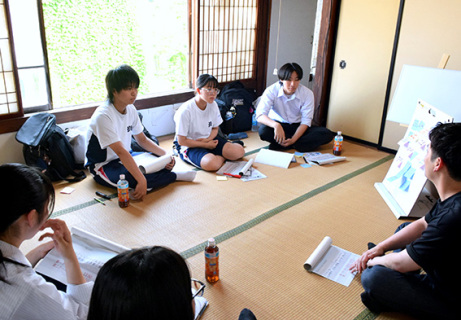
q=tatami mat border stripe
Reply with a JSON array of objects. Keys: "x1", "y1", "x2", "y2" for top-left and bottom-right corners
[
  {"x1": 52, "y1": 194, "x2": 117, "y2": 218},
  {"x1": 354, "y1": 309, "x2": 379, "y2": 320},
  {"x1": 180, "y1": 154, "x2": 394, "y2": 260},
  {"x1": 51, "y1": 147, "x2": 267, "y2": 218},
  {"x1": 180, "y1": 155, "x2": 393, "y2": 320}
]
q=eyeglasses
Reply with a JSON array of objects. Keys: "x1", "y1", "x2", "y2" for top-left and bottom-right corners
[
  {"x1": 201, "y1": 88, "x2": 220, "y2": 95},
  {"x1": 191, "y1": 278, "x2": 206, "y2": 299}
]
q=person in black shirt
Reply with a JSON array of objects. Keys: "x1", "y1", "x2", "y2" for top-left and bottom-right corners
[{"x1": 351, "y1": 122, "x2": 461, "y2": 319}]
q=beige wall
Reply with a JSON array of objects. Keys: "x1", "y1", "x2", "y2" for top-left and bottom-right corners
[{"x1": 382, "y1": 0, "x2": 461, "y2": 149}]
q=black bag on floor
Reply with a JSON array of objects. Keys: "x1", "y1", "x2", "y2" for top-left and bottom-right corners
[
  {"x1": 216, "y1": 81, "x2": 256, "y2": 134},
  {"x1": 15, "y1": 113, "x2": 86, "y2": 182},
  {"x1": 131, "y1": 112, "x2": 159, "y2": 152}
]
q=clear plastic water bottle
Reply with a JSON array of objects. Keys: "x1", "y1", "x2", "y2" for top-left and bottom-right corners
[
  {"x1": 117, "y1": 174, "x2": 129, "y2": 208},
  {"x1": 251, "y1": 113, "x2": 259, "y2": 131},
  {"x1": 205, "y1": 238, "x2": 219, "y2": 283},
  {"x1": 333, "y1": 131, "x2": 343, "y2": 156}
]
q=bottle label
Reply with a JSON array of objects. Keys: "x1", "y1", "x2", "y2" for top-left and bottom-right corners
[
  {"x1": 205, "y1": 252, "x2": 219, "y2": 275},
  {"x1": 118, "y1": 186, "x2": 129, "y2": 203},
  {"x1": 333, "y1": 141, "x2": 342, "y2": 150}
]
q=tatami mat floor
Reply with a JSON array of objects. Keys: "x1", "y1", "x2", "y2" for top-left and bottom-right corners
[{"x1": 20, "y1": 131, "x2": 416, "y2": 320}]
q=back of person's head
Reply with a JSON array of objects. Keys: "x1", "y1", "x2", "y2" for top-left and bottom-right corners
[
  {"x1": 0, "y1": 163, "x2": 55, "y2": 282},
  {"x1": 429, "y1": 122, "x2": 461, "y2": 181},
  {"x1": 277, "y1": 62, "x2": 303, "y2": 81},
  {"x1": 196, "y1": 74, "x2": 218, "y2": 89},
  {"x1": 105, "y1": 64, "x2": 140, "y2": 103},
  {"x1": 88, "y1": 246, "x2": 194, "y2": 320},
  {"x1": 0, "y1": 163, "x2": 55, "y2": 234}
]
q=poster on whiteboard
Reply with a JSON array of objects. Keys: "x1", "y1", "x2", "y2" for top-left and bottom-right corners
[{"x1": 376, "y1": 100, "x2": 453, "y2": 218}]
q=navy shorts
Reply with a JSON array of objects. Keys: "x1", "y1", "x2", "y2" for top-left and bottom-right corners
[{"x1": 175, "y1": 136, "x2": 228, "y2": 169}]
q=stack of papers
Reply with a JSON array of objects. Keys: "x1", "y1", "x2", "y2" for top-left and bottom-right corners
[{"x1": 303, "y1": 152, "x2": 346, "y2": 165}]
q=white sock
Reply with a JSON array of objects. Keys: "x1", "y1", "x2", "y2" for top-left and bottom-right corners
[{"x1": 174, "y1": 170, "x2": 197, "y2": 181}]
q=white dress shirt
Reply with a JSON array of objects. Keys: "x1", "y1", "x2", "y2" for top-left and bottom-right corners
[
  {"x1": 255, "y1": 81, "x2": 314, "y2": 127},
  {"x1": 0, "y1": 240, "x2": 93, "y2": 320}
]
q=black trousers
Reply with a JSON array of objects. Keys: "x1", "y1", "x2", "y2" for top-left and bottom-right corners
[{"x1": 258, "y1": 122, "x2": 335, "y2": 152}]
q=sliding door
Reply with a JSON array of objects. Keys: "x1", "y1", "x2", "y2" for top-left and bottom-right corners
[{"x1": 326, "y1": 0, "x2": 400, "y2": 143}]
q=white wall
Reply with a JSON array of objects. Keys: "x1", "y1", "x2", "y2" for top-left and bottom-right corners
[{"x1": 265, "y1": 0, "x2": 318, "y2": 88}]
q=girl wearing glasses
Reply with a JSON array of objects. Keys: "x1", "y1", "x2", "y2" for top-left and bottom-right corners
[
  {"x1": 174, "y1": 74, "x2": 245, "y2": 171},
  {"x1": 0, "y1": 163, "x2": 93, "y2": 320}
]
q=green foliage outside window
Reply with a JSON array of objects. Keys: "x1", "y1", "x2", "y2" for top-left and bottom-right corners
[{"x1": 42, "y1": 0, "x2": 188, "y2": 108}]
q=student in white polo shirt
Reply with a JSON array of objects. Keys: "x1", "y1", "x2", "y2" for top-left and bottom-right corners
[{"x1": 255, "y1": 62, "x2": 334, "y2": 152}]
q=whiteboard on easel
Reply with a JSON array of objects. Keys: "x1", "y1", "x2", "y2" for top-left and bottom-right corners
[
  {"x1": 387, "y1": 65, "x2": 461, "y2": 125},
  {"x1": 375, "y1": 100, "x2": 453, "y2": 219}
]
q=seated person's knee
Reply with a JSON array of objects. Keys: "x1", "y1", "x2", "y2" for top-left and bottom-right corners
[{"x1": 200, "y1": 155, "x2": 224, "y2": 171}]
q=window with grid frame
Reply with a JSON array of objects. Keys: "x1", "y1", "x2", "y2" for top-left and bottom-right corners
[
  {"x1": 0, "y1": 0, "x2": 269, "y2": 126},
  {"x1": 195, "y1": 0, "x2": 258, "y2": 83},
  {"x1": 0, "y1": 0, "x2": 21, "y2": 119}
]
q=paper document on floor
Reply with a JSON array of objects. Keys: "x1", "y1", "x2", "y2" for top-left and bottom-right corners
[
  {"x1": 254, "y1": 149, "x2": 295, "y2": 168},
  {"x1": 303, "y1": 152, "x2": 346, "y2": 165},
  {"x1": 217, "y1": 159, "x2": 266, "y2": 181},
  {"x1": 35, "y1": 227, "x2": 129, "y2": 285},
  {"x1": 304, "y1": 236, "x2": 359, "y2": 287}
]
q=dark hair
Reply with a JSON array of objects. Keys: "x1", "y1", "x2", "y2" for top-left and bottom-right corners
[
  {"x1": 0, "y1": 163, "x2": 55, "y2": 282},
  {"x1": 105, "y1": 64, "x2": 140, "y2": 103},
  {"x1": 429, "y1": 122, "x2": 461, "y2": 181},
  {"x1": 277, "y1": 62, "x2": 303, "y2": 81},
  {"x1": 196, "y1": 74, "x2": 218, "y2": 89},
  {"x1": 88, "y1": 246, "x2": 194, "y2": 320}
]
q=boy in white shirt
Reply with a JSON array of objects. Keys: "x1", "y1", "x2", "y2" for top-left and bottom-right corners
[
  {"x1": 86, "y1": 65, "x2": 195, "y2": 200},
  {"x1": 174, "y1": 74, "x2": 245, "y2": 171},
  {"x1": 256, "y1": 62, "x2": 334, "y2": 152}
]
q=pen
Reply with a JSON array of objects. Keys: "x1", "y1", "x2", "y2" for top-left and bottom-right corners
[
  {"x1": 223, "y1": 173, "x2": 241, "y2": 179},
  {"x1": 95, "y1": 191, "x2": 111, "y2": 200},
  {"x1": 93, "y1": 197, "x2": 106, "y2": 206}
]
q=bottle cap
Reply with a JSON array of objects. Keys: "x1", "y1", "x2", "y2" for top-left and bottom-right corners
[
  {"x1": 120, "y1": 174, "x2": 125, "y2": 180},
  {"x1": 208, "y1": 238, "x2": 216, "y2": 246},
  {"x1": 337, "y1": 131, "x2": 342, "y2": 135}
]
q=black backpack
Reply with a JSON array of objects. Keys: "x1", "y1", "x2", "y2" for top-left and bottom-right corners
[
  {"x1": 15, "y1": 113, "x2": 86, "y2": 182},
  {"x1": 216, "y1": 81, "x2": 256, "y2": 134},
  {"x1": 131, "y1": 112, "x2": 159, "y2": 152}
]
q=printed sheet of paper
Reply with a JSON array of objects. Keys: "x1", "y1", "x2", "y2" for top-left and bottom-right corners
[
  {"x1": 35, "y1": 227, "x2": 129, "y2": 285},
  {"x1": 304, "y1": 236, "x2": 359, "y2": 287},
  {"x1": 254, "y1": 149, "x2": 295, "y2": 169},
  {"x1": 216, "y1": 159, "x2": 266, "y2": 181}
]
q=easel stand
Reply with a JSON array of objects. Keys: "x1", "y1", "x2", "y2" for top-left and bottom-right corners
[
  {"x1": 376, "y1": 100, "x2": 453, "y2": 219},
  {"x1": 375, "y1": 181, "x2": 437, "y2": 219}
]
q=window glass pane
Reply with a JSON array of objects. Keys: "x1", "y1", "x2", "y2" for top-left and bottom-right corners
[
  {"x1": 8, "y1": 0, "x2": 45, "y2": 67},
  {"x1": 18, "y1": 68, "x2": 49, "y2": 108},
  {"x1": 0, "y1": 4, "x2": 8, "y2": 39},
  {"x1": 42, "y1": 0, "x2": 188, "y2": 108},
  {"x1": 0, "y1": 39, "x2": 12, "y2": 71},
  {"x1": 0, "y1": 103, "x2": 8, "y2": 114}
]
